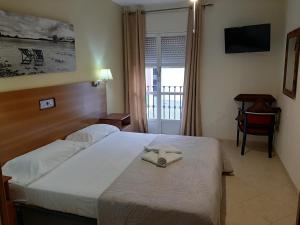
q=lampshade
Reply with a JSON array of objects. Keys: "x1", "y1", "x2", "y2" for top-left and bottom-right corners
[{"x1": 98, "y1": 69, "x2": 113, "y2": 81}]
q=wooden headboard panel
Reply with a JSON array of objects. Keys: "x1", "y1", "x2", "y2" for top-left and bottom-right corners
[{"x1": 0, "y1": 82, "x2": 107, "y2": 165}]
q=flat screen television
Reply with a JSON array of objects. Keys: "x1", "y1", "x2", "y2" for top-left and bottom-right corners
[{"x1": 225, "y1": 24, "x2": 271, "y2": 53}]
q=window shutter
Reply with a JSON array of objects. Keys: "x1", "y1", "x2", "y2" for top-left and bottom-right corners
[
  {"x1": 145, "y1": 37, "x2": 157, "y2": 67},
  {"x1": 161, "y1": 36, "x2": 186, "y2": 67}
]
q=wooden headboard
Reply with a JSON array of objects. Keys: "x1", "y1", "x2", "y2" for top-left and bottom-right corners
[{"x1": 0, "y1": 82, "x2": 107, "y2": 165}]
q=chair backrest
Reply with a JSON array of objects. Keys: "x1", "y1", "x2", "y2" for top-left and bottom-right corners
[
  {"x1": 32, "y1": 49, "x2": 43, "y2": 56},
  {"x1": 18, "y1": 48, "x2": 31, "y2": 55}
]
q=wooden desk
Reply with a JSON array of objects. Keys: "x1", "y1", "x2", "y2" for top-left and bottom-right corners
[
  {"x1": 234, "y1": 94, "x2": 276, "y2": 103},
  {"x1": 234, "y1": 94, "x2": 277, "y2": 110}
]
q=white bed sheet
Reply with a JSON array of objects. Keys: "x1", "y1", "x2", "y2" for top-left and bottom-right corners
[{"x1": 11, "y1": 131, "x2": 157, "y2": 219}]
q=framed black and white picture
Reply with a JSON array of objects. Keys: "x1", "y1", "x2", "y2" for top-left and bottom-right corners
[{"x1": 0, "y1": 10, "x2": 76, "y2": 77}]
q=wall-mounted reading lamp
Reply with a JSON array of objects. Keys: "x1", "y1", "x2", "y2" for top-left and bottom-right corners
[{"x1": 93, "y1": 68, "x2": 113, "y2": 87}]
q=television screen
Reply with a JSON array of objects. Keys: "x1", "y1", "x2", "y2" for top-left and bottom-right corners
[{"x1": 225, "y1": 24, "x2": 271, "y2": 53}]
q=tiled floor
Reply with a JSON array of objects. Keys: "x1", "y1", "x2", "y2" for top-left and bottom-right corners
[{"x1": 221, "y1": 140, "x2": 298, "y2": 225}]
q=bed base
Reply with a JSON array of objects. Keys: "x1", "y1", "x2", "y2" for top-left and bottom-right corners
[
  {"x1": 12, "y1": 178, "x2": 228, "y2": 225},
  {"x1": 15, "y1": 203, "x2": 97, "y2": 225}
]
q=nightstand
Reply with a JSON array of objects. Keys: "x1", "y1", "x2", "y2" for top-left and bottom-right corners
[
  {"x1": 3, "y1": 176, "x2": 11, "y2": 200},
  {"x1": 1, "y1": 175, "x2": 16, "y2": 225},
  {"x1": 99, "y1": 113, "x2": 134, "y2": 132}
]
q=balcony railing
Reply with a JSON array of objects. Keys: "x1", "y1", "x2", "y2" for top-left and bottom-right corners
[{"x1": 146, "y1": 85, "x2": 184, "y2": 120}]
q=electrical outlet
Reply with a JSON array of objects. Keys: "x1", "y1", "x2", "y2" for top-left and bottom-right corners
[{"x1": 39, "y1": 98, "x2": 56, "y2": 110}]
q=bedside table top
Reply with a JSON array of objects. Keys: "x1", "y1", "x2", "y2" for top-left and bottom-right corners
[
  {"x1": 2, "y1": 176, "x2": 11, "y2": 183},
  {"x1": 99, "y1": 113, "x2": 133, "y2": 131},
  {"x1": 102, "y1": 113, "x2": 130, "y2": 121}
]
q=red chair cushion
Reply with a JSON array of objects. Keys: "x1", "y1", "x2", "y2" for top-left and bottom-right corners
[
  {"x1": 246, "y1": 114, "x2": 273, "y2": 125},
  {"x1": 238, "y1": 114, "x2": 274, "y2": 136}
]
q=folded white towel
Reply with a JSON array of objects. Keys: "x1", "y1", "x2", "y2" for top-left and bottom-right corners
[
  {"x1": 144, "y1": 144, "x2": 182, "y2": 154},
  {"x1": 142, "y1": 151, "x2": 183, "y2": 168},
  {"x1": 158, "y1": 150, "x2": 167, "y2": 167},
  {"x1": 142, "y1": 151, "x2": 158, "y2": 165}
]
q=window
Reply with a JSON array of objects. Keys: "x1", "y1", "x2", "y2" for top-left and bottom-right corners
[{"x1": 145, "y1": 35, "x2": 186, "y2": 121}]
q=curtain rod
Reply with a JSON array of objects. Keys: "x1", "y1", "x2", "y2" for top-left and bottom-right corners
[{"x1": 145, "y1": 4, "x2": 214, "y2": 13}]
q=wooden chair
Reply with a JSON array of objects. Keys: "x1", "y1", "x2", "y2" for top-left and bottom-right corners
[
  {"x1": 236, "y1": 109, "x2": 276, "y2": 158},
  {"x1": 18, "y1": 48, "x2": 33, "y2": 64},
  {"x1": 32, "y1": 49, "x2": 44, "y2": 66}
]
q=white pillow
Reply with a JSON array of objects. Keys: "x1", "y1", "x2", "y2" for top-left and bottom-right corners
[
  {"x1": 65, "y1": 124, "x2": 120, "y2": 145},
  {"x1": 3, "y1": 140, "x2": 86, "y2": 186}
]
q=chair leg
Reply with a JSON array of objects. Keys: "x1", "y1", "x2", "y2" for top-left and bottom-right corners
[
  {"x1": 241, "y1": 132, "x2": 247, "y2": 156},
  {"x1": 236, "y1": 128, "x2": 240, "y2": 147},
  {"x1": 268, "y1": 133, "x2": 274, "y2": 158}
]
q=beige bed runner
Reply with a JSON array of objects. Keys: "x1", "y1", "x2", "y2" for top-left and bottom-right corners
[{"x1": 98, "y1": 135, "x2": 224, "y2": 225}]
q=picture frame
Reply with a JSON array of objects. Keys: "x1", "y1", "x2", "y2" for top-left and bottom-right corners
[
  {"x1": 0, "y1": 9, "x2": 76, "y2": 78},
  {"x1": 283, "y1": 28, "x2": 300, "y2": 99}
]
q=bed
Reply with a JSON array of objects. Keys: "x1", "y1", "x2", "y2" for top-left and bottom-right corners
[
  {"x1": 0, "y1": 82, "x2": 230, "y2": 225},
  {"x1": 6, "y1": 130, "x2": 226, "y2": 225}
]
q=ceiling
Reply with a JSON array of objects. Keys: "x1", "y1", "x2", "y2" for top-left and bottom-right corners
[{"x1": 112, "y1": 0, "x2": 186, "y2": 6}]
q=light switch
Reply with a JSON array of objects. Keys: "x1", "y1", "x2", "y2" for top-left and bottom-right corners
[{"x1": 40, "y1": 98, "x2": 56, "y2": 110}]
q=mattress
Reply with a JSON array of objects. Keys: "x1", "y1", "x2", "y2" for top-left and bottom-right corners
[{"x1": 10, "y1": 131, "x2": 157, "y2": 218}]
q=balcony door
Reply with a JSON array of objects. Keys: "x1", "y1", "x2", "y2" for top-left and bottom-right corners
[{"x1": 145, "y1": 34, "x2": 186, "y2": 134}]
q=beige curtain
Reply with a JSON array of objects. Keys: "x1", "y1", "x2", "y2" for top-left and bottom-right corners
[
  {"x1": 180, "y1": 5, "x2": 203, "y2": 136},
  {"x1": 123, "y1": 9, "x2": 148, "y2": 133}
]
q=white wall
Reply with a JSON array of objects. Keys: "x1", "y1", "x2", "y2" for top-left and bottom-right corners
[
  {"x1": 275, "y1": 0, "x2": 300, "y2": 190},
  {"x1": 0, "y1": 0, "x2": 124, "y2": 113},
  {"x1": 146, "y1": 9, "x2": 188, "y2": 34},
  {"x1": 145, "y1": 0, "x2": 286, "y2": 139},
  {"x1": 201, "y1": 0, "x2": 286, "y2": 140}
]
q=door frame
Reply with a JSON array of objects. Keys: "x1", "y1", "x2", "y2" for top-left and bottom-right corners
[{"x1": 146, "y1": 32, "x2": 186, "y2": 134}]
